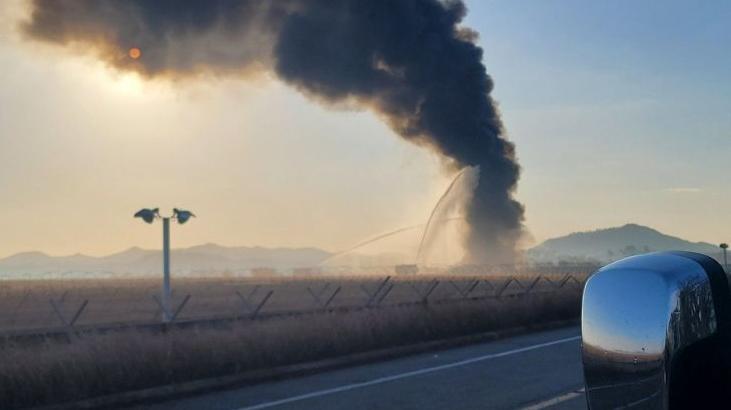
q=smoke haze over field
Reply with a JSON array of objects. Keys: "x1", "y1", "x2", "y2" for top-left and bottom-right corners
[{"x1": 23, "y1": 0, "x2": 524, "y2": 264}]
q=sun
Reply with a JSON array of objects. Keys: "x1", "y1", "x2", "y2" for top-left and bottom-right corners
[
  {"x1": 97, "y1": 69, "x2": 146, "y2": 97},
  {"x1": 128, "y1": 47, "x2": 141, "y2": 60}
]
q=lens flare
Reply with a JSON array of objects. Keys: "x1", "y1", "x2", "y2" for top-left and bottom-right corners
[{"x1": 128, "y1": 47, "x2": 141, "y2": 59}]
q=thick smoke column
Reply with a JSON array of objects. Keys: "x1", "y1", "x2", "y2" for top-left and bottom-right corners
[{"x1": 23, "y1": 0, "x2": 525, "y2": 264}]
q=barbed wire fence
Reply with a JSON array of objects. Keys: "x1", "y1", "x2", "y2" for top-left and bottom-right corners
[{"x1": 0, "y1": 266, "x2": 593, "y2": 343}]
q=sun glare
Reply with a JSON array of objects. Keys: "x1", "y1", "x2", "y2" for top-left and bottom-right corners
[
  {"x1": 101, "y1": 70, "x2": 146, "y2": 96},
  {"x1": 128, "y1": 47, "x2": 141, "y2": 59}
]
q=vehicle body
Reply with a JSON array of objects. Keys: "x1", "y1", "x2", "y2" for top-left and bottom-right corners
[{"x1": 581, "y1": 251, "x2": 731, "y2": 409}]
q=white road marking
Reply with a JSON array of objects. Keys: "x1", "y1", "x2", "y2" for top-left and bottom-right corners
[
  {"x1": 237, "y1": 335, "x2": 581, "y2": 410},
  {"x1": 519, "y1": 388, "x2": 585, "y2": 410}
]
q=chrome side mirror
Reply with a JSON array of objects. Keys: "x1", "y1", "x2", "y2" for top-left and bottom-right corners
[{"x1": 582, "y1": 251, "x2": 731, "y2": 409}]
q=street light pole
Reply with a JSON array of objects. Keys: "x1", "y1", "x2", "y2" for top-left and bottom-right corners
[
  {"x1": 134, "y1": 208, "x2": 195, "y2": 324},
  {"x1": 721, "y1": 243, "x2": 729, "y2": 273},
  {"x1": 162, "y1": 217, "x2": 171, "y2": 323}
]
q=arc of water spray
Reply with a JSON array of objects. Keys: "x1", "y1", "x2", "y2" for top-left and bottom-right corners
[
  {"x1": 320, "y1": 225, "x2": 423, "y2": 265},
  {"x1": 415, "y1": 169, "x2": 468, "y2": 263},
  {"x1": 320, "y1": 217, "x2": 464, "y2": 266}
]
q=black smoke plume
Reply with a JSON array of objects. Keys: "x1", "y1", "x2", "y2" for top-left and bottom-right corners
[{"x1": 23, "y1": 0, "x2": 525, "y2": 264}]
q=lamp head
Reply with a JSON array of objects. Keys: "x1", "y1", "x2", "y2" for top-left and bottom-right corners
[
  {"x1": 133, "y1": 208, "x2": 159, "y2": 224},
  {"x1": 173, "y1": 208, "x2": 195, "y2": 224}
]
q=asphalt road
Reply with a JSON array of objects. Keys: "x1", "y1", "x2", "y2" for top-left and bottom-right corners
[{"x1": 131, "y1": 326, "x2": 586, "y2": 410}]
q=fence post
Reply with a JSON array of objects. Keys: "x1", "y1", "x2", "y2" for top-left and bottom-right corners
[
  {"x1": 234, "y1": 289, "x2": 274, "y2": 319},
  {"x1": 323, "y1": 286, "x2": 341, "y2": 308},
  {"x1": 306, "y1": 283, "x2": 338, "y2": 308},
  {"x1": 480, "y1": 279, "x2": 496, "y2": 297},
  {"x1": 524, "y1": 276, "x2": 542, "y2": 294},
  {"x1": 234, "y1": 290, "x2": 253, "y2": 312},
  {"x1": 422, "y1": 280, "x2": 439, "y2": 304},
  {"x1": 152, "y1": 294, "x2": 191, "y2": 325},
  {"x1": 306, "y1": 286, "x2": 323, "y2": 307},
  {"x1": 448, "y1": 280, "x2": 464, "y2": 298},
  {"x1": 466, "y1": 280, "x2": 480, "y2": 297},
  {"x1": 169, "y1": 295, "x2": 191, "y2": 322},
  {"x1": 49, "y1": 298, "x2": 88, "y2": 340},
  {"x1": 559, "y1": 275, "x2": 581, "y2": 289},
  {"x1": 449, "y1": 280, "x2": 480, "y2": 299},
  {"x1": 496, "y1": 277, "x2": 517, "y2": 298},
  {"x1": 363, "y1": 276, "x2": 391, "y2": 307},
  {"x1": 251, "y1": 290, "x2": 274, "y2": 319},
  {"x1": 376, "y1": 283, "x2": 394, "y2": 305}
]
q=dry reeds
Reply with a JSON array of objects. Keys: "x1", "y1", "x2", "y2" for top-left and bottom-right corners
[{"x1": 0, "y1": 291, "x2": 580, "y2": 408}]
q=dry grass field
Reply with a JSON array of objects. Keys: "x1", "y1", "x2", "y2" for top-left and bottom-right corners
[
  {"x1": 0, "y1": 268, "x2": 591, "y2": 333},
  {"x1": 0, "y1": 269, "x2": 592, "y2": 408}
]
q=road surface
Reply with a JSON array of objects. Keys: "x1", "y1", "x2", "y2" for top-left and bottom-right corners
[{"x1": 131, "y1": 326, "x2": 585, "y2": 410}]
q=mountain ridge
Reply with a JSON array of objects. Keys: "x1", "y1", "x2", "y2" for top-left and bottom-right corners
[
  {"x1": 527, "y1": 223, "x2": 721, "y2": 263},
  {"x1": 0, "y1": 244, "x2": 332, "y2": 277},
  {"x1": 2, "y1": 224, "x2": 724, "y2": 277}
]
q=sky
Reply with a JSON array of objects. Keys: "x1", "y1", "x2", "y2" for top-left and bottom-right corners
[{"x1": 0, "y1": 0, "x2": 730, "y2": 258}]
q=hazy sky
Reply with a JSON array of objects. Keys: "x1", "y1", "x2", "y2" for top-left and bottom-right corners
[{"x1": 1, "y1": 0, "x2": 730, "y2": 258}]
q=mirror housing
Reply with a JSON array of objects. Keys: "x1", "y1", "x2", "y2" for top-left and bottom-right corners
[{"x1": 582, "y1": 251, "x2": 731, "y2": 409}]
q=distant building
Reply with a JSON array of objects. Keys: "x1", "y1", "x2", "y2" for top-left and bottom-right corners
[
  {"x1": 293, "y1": 267, "x2": 320, "y2": 276},
  {"x1": 250, "y1": 267, "x2": 277, "y2": 277},
  {"x1": 395, "y1": 264, "x2": 418, "y2": 275}
]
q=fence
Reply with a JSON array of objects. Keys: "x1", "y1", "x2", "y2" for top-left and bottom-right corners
[{"x1": 0, "y1": 270, "x2": 590, "y2": 342}]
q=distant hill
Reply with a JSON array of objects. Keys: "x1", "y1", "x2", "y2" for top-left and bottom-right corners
[
  {"x1": 527, "y1": 223, "x2": 722, "y2": 264},
  {"x1": 0, "y1": 244, "x2": 331, "y2": 278},
  {"x1": 3, "y1": 224, "x2": 723, "y2": 278}
]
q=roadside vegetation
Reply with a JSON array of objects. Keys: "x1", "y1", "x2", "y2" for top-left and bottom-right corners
[{"x1": 0, "y1": 290, "x2": 580, "y2": 408}]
